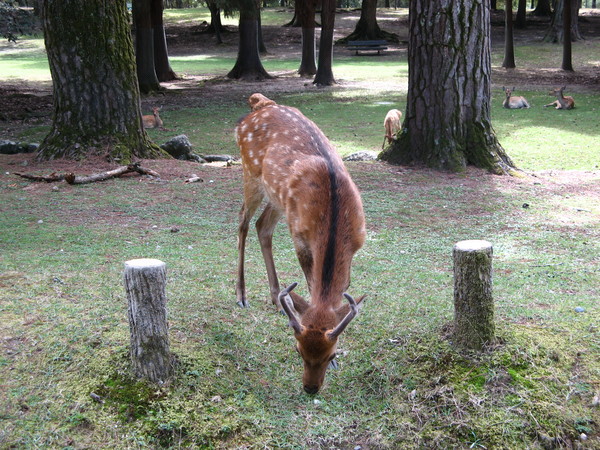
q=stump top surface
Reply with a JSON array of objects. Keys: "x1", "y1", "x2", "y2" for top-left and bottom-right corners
[
  {"x1": 454, "y1": 240, "x2": 492, "y2": 252},
  {"x1": 125, "y1": 258, "x2": 166, "y2": 269}
]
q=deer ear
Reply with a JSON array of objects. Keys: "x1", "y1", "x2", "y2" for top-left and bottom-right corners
[{"x1": 287, "y1": 289, "x2": 310, "y2": 314}]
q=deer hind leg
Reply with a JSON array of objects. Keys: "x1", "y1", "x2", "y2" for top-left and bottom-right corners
[
  {"x1": 255, "y1": 203, "x2": 284, "y2": 308},
  {"x1": 236, "y1": 186, "x2": 263, "y2": 308}
]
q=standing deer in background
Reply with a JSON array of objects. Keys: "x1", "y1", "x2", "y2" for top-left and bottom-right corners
[
  {"x1": 142, "y1": 106, "x2": 163, "y2": 128},
  {"x1": 502, "y1": 87, "x2": 530, "y2": 109},
  {"x1": 236, "y1": 93, "x2": 367, "y2": 394},
  {"x1": 544, "y1": 86, "x2": 575, "y2": 110},
  {"x1": 382, "y1": 108, "x2": 403, "y2": 148}
]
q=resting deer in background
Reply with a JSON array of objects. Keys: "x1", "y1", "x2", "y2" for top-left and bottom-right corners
[
  {"x1": 544, "y1": 86, "x2": 575, "y2": 110},
  {"x1": 382, "y1": 108, "x2": 402, "y2": 148},
  {"x1": 236, "y1": 93, "x2": 367, "y2": 394},
  {"x1": 142, "y1": 106, "x2": 163, "y2": 128},
  {"x1": 502, "y1": 87, "x2": 530, "y2": 109}
]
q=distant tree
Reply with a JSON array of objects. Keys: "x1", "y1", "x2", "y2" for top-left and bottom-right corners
[
  {"x1": 152, "y1": 0, "x2": 177, "y2": 82},
  {"x1": 226, "y1": 0, "x2": 272, "y2": 80},
  {"x1": 340, "y1": 0, "x2": 398, "y2": 42},
  {"x1": 380, "y1": 0, "x2": 515, "y2": 174},
  {"x1": 544, "y1": 0, "x2": 581, "y2": 42},
  {"x1": 39, "y1": 0, "x2": 166, "y2": 162},
  {"x1": 133, "y1": 0, "x2": 161, "y2": 93},
  {"x1": 502, "y1": 0, "x2": 516, "y2": 68},
  {"x1": 205, "y1": 0, "x2": 226, "y2": 44},
  {"x1": 533, "y1": 0, "x2": 553, "y2": 16},
  {"x1": 515, "y1": 0, "x2": 527, "y2": 28},
  {"x1": 562, "y1": 0, "x2": 574, "y2": 70},
  {"x1": 313, "y1": 0, "x2": 336, "y2": 85},
  {"x1": 298, "y1": 0, "x2": 317, "y2": 76}
]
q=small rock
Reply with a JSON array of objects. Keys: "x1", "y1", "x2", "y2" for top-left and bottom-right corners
[
  {"x1": 574, "y1": 306, "x2": 585, "y2": 313},
  {"x1": 170, "y1": 227, "x2": 180, "y2": 233},
  {"x1": 203, "y1": 154, "x2": 234, "y2": 163},
  {"x1": 313, "y1": 399, "x2": 322, "y2": 405},
  {"x1": 343, "y1": 151, "x2": 379, "y2": 162},
  {"x1": 210, "y1": 395, "x2": 222, "y2": 403},
  {"x1": 37, "y1": 220, "x2": 43, "y2": 224},
  {"x1": 580, "y1": 433, "x2": 588, "y2": 441},
  {"x1": 522, "y1": 203, "x2": 530, "y2": 209},
  {"x1": 592, "y1": 395, "x2": 599, "y2": 407}
]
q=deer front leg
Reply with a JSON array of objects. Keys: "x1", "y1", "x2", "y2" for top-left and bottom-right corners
[
  {"x1": 256, "y1": 203, "x2": 283, "y2": 308},
  {"x1": 237, "y1": 196, "x2": 261, "y2": 308}
]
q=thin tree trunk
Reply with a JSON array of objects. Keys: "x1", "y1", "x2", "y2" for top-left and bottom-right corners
[
  {"x1": 503, "y1": 0, "x2": 516, "y2": 68},
  {"x1": 124, "y1": 259, "x2": 173, "y2": 384},
  {"x1": 133, "y1": 0, "x2": 161, "y2": 93},
  {"x1": 313, "y1": 0, "x2": 336, "y2": 86},
  {"x1": 562, "y1": 0, "x2": 574, "y2": 70},
  {"x1": 453, "y1": 241, "x2": 495, "y2": 351},
  {"x1": 38, "y1": 0, "x2": 166, "y2": 162},
  {"x1": 515, "y1": 0, "x2": 527, "y2": 28},
  {"x1": 298, "y1": 0, "x2": 317, "y2": 76},
  {"x1": 152, "y1": 0, "x2": 177, "y2": 82},
  {"x1": 380, "y1": 0, "x2": 515, "y2": 174}
]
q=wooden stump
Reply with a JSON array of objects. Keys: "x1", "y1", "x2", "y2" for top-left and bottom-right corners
[
  {"x1": 452, "y1": 240, "x2": 495, "y2": 350},
  {"x1": 124, "y1": 258, "x2": 173, "y2": 383}
]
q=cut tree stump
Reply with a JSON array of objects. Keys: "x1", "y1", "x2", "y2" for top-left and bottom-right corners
[
  {"x1": 452, "y1": 240, "x2": 495, "y2": 351},
  {"x1": 124, "y1": 258, "x2": 173, "y2": 383}
]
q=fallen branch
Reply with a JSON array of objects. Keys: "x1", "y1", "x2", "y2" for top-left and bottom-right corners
[{"x1": 15, "y1": 163, "x2": 160, "y2": 185}]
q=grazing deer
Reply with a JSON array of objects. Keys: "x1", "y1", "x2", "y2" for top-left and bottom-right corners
[
  {"x1": 544, "y1": 86, "x2": 575, "y2": 110},
  {"x1": 502, "y1": 87, "x2": 530, "y2": 109},
  {"x1": 382, "y1": 108, "x2": 403, "y2": 148},
  {"x1": 236, "y1": 93, "x2": 366, "y2": 394},
  {"x1": 142, "y1": 106, "x2": 163, "y2": 128}
]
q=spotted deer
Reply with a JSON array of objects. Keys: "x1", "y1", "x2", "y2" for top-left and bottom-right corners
[
  {"x1": 502, "y1": 87, "x2": 530, "y2": 109},
  {"x1": 236, "y1": 93, "x2": 366, "y2": 394},
  {"x1": 142, "y1": 106, "x2": 163, "y2": 128},
  {"x1": 544, "y1": 86, "x2": 575, "y2": 110},
  {"x1": 382, "y1": 108, "x2": 402, "y2": 148}
]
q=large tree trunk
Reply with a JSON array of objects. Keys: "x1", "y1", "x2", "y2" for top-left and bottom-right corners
[
  {"x1": 151, "y1": 0, "x2": 177, "y2": 82},
  {"x1": 380, "y1": 0, "x2": 515, "y2": 175},
  {"x1": 298, "y1": 0, "x2": 317, "y2": 76},
  {"x1": 502, "y1": 0, "x2": 516, "y2": 68},
  {"x1": 133, "y1": 0, "x2": 161, "y2": 93},
  {"x1": 227, "y1": 8, "x2": 272, "y2": 80},
  {"x1": 39, "y1": 0, "x2": 166, "y2": 162},
  {"x1": 313, "y1": 0, "x2": 336, "y2": 86},
  {"x1": 340, "y1": 0, "x2": 397, "y2": 42},
  {"x1": 544, "y1": 0, "x2": 581, "y2": 42}
]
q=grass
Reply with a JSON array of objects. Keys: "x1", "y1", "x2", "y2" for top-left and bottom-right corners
[{"x1": 1, "y1": 7, "x2": 599, "y2": 449}]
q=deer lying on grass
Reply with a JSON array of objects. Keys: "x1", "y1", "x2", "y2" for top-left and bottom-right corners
[
  {"x1": 142, "y1": 107, "x2": 163, "y2": 128},
  {"x1": 382, "y1": 108, "x2": 403, "y2": 148},
  {"x1": 544, "y1": 86, "x2": 575, "y2": 110},
  {"x1": 502, "y1": 87, "x2": 530, "y2": 109},
  {"x1": 236, "y1": 93, "x2": 366, "y2": 394}
]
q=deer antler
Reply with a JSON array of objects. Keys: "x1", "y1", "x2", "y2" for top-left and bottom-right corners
[
  {"x1": 327, "y1": 293, "x2": 358, "y2": 340},
  {"x1": 279, "y1": 283, "x2": 303, "y2": 334}
]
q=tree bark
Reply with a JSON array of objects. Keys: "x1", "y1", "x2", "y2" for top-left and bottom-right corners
[
  {"x1": 207, "y1": 0, "x2": 224, "y2": 44},
  {"x1": 124, "y1": 259, "x2": 173, "y2": 384},
  {"x1": 379, "y1": 0, "x2": 516, "y2": 174},
  {"x1": 313, "y1": 0, "x2": 336, "y2": 86},
  {"x1": 298, "y1": 0, "x2": 317, "y2": 76},
  {"x1": 515, "y1": 0, "x2": 527, "y2": 28},
  {"x1": 533, "y1": 0, "x2": 553, "y2": 16},
  {"x1": 544, "y1": 0, "x2": 581, "y2": 42},
  {"x1": 227, "y1": 7, "x2": 272, "y2": 80},
  {"x1": 133, "y1": 0, "x2": 161, "y2": 93},
  {"x1": 340, "y1": 0, "x2": 397, "y2": 42},
  {"x1": 453, "y1": 240, "x2": 495, "y2": 351},
  {"x1": 562, "y1": 0, "x2": 574, "y2": 70},
  {"x1": 39, "y1": 0, "x2": 167, "y2": 162},
  {"x1": 151, "y1": 0, "x2": 177, "y2": 82},
  {"x1": 502, "y1": 0, "x2": 516, "y2": 68}
]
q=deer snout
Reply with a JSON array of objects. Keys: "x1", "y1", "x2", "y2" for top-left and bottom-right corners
[{"x1": 304, "y1": 384, "x2": 320, "y2": 394}]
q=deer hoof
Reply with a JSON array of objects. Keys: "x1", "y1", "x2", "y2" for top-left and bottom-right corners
[{"x1": 237, "y1": 299, "x2": 249, "y2": 308}]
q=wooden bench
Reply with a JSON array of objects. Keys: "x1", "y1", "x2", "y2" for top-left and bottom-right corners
[{"x1": 347, "y1": 40, "x2": 388, "y2": 55}]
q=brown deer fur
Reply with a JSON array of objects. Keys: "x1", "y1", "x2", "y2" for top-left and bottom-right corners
[{"x1": 236, "y1": 93, "x2": 366, "y2": 394}]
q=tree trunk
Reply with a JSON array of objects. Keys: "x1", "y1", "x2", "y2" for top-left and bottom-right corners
[
  {"x1": 562, "y1": 0, "x2": 574, "y2": 70},
  {"x1": 258, "y1": 11, "x2": 267, "y2": 54},
  {"x1": 533, "y1": 0, "x2": 553, "y2": 16},
  {"x1": 227, "y1": 8, "x2": 272, "y2": 80},
  {"x1": 133, "y1": 0, "x2": 161, "y2": 93},
  {"x1": 151, "y1": 0, "x2": 177, "y2": 82},
  {"x1": 502, "y1": 0, "x2": 516, "y2": 68},
  {"x1": 515, "y1": 0, "x2": 527, "y2": 28},
  {"x1": 544, "y1": 0, "x2": 581, "y2": 42},
  {"x1": 207, "y1": 0, "x2": 224, "y2": 44},
  {"x1": 298, "y1": 0, "x2": 317, "y2": 76},
  {"x1": 341, "y1": 0, "x2": 397, "y2": 42},
  {"x1": 124, "y1": 259, "x2": 173, "y2": 384},
  {"x1": 379, "y1": 0, "x2": 516, "y2": 174},
  {"x1": 39, "y1": 0, "x2": 166, "y2": 162},
  {"x1": 452, "y1": 240, "x2": 495, "y2": 351},
  {"x1": 313, "y1": 0, "x2": 336, "y2": 86}
]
